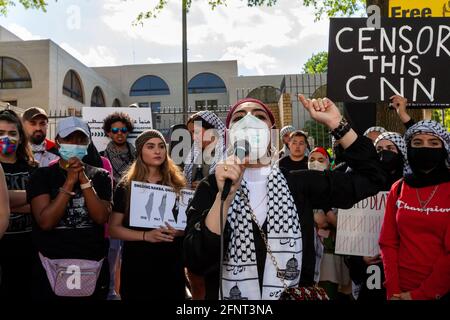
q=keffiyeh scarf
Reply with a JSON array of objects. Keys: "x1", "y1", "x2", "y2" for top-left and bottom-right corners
[
  {"x1": 404, "y1": 120, "x2": 450, "y2": 172},
  {"x1": 363, "y1": 126, "x2": 387, "y2": 137},
  {"x1": 184, "y1": 111, "x2": 226, "y2": 186},
  {"x1": 222, "y1": 167, "x2": 302, "y2": 300},
  {"x1": 104, "y1": 141, "x2": 136, "y2": 183},
  {"x1": 374, "y1": 131, "x2": 411, "y2": 175}
]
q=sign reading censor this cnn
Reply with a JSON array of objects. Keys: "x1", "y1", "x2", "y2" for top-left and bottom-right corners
[
  {"x1": 327, "y1": 18, "x2": 450, "y2": 108},
  {"x1": 335, "y1": 192, "x2": 389, "y2": 257}
]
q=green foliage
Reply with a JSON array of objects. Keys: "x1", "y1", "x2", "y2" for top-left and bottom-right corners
[
  {"x1": 432, "y1": 109, "x2": 450, "y2": 131},
  {"x1": 134, "y1": 0, "x2": 366, "y2": 23},
  {"x1": 0, "y1": 0, "x2": 49, "y2": 16},
  {"x1": 303, "y1": 51, "x2": 328, "y2": 74}
]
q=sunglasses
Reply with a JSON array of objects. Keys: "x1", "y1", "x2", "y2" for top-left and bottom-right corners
[{"x1": 111, "y1": 127, "x2": 128, "y2": 134}]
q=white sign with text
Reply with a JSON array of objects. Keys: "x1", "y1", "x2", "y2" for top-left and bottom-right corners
[
  {"x1": 335, "y1": 192, "x2": 389, "y2": 257},
  {"x1": 83, "y1": 107, "x2": 153, "y2": 152},
  {"x1": 129, "y1": 181, "x2": 194, "y2": 231}
]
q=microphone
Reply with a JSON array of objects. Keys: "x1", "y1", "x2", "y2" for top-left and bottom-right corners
[{"x1": 220, "y1": 140, "x2": 250, "y2": 201}]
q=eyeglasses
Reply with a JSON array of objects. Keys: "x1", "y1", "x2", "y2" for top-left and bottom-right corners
[{"x1": 111, "y1": 127, "x2": 128, "y2": 134}]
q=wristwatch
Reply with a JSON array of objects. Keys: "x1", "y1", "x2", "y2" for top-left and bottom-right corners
[{"x1": 80, "y1": 180, "x2": 92, "y2": 190}]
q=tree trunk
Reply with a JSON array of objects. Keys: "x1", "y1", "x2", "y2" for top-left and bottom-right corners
[{"x1": 366, "y1": 0, "x2": 424, "y2": 133}]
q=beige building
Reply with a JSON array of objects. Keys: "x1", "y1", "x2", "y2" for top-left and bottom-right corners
[{"x1": 0, "y1": 25, "x2": 324, "y2": 130}]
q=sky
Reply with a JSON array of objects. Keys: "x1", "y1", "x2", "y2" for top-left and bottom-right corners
[{"x1": 0, "y1": 0, "x2": 333, "y2": 76}]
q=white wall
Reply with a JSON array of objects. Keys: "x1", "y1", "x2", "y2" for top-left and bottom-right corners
[
  {"x1": 0, "y1": 40, "x2": 50, "y2": 110},
  {"x1": 0, "y1": 26, "x2": 22, "y2": 42},
  {"x1": 48, "y1": 40, "x2": 126, "y2": 112}
]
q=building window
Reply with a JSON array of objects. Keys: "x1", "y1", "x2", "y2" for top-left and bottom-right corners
[
  {"x1": 63, "y1": 70, "x2": 84, "y2": 103},
  {"x1": 90, "y1": 86, "x2": 105, "y2": 107},
  {"x1": 188, "y1": 73, "x2": 226, "y2": 94},
  {"x1": 130, "y1": 75, "x2": 170, "y2": 96},
  {"x1": 0, "y1": 57, "x2": 32, "y2": 89},
  {"x1": 151, "y1": 102, "x2": 161, "y2": 113},
  {"x1": 112, "y1": 98, "x2": 121, "y2": 108},
  {"x1": 195, "y1": 99, "x2": 218, "y2": 111}
]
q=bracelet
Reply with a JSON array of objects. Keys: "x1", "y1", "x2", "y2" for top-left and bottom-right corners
[
  {"x1": 142, "y1": 231, "x2": 146, "y2": 241},
  {"x1": 80, "y1": 180, "x2": 92, "y2": 190},
  {"x1": 59, "y1": 187, "x2": 75, "y2": 197},
  {"x1": 329, "y1": 117, "x2": 351, "y2": 140}
]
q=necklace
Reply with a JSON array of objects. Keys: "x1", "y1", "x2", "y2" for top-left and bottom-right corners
[{"x1": 416, "y1": 185, "x2": 439, "y2": 210}]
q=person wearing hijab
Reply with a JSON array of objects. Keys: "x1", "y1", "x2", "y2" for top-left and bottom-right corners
[
  {"x1": 184, "y1": 96, "x2": 386, "y2": 300},
  {"x1": 364, "y1": 126, "x2": 387, "y2": 143},
  {"x1": 347, "y1": 131, "x2": 409, "y2": 301},
  {"x1": 183, "y1": 111, "x2": 226, "y2": 190},
  {"x1": 375, "y1": 132, "x2": 409, "y2": 189},
  {"x1": 380, "y1": 120, "x2": 450, "y2": 300},
  {"x1": 279, "y1": 125, "x2": 296, "y2": 158}
]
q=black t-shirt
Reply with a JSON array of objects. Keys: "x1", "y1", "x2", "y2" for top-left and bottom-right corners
[
  {"x1": 278, "y1": 156, "x2": 308, "y2": 172},
  {"x1": 1, "y1": 160, "x2": 36, "y2": 235},
  {"x1": 26, "y1": 163, "x2": 112, "y2": 260}
]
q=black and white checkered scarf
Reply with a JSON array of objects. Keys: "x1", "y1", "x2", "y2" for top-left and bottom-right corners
[
  {"x1": 364, "y1": 126, "x2": 387, "y2": 137},
  {"x1": 404, "y1": 120, "x2": 450, "y2": 172},
  {"x1": 184, "y1": 111, "x2": 226, "y2": 186},
  {"x1": 222, "y1": 166, "x2": 302, "y2": 300},
  {"x1": 374, "y1": 131, "x2": 411, "y2": 175}
]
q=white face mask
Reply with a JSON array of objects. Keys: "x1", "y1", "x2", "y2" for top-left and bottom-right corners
[
  {"x1": 308, "y1": 160, "x2": 328, "y2": 172},
  {"x1": 228, "y1": 113, "x2": 270, "y2": 162}
]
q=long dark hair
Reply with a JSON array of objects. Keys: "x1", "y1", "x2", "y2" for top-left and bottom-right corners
[{"x1": 0, "y1": 109, "x2": 36, "y2": 166}]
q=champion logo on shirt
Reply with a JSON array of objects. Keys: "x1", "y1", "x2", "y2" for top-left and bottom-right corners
[{"x1": 396, "y1": 200, "x2": 450, "y2": 215}]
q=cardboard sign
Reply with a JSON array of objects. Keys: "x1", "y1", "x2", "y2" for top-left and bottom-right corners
[
  {"x1": 389, "y1": 0, "x2": 450, "y2": 18},
  {"x1": 327, "y1": 18, "x2": 450, "y2": 108},
  {"x1": 335, "y1": 192, "x2": 389, "y2": 257},
  {"x1": 83, "y1": 107, "x2": 153, "y2": 152},
  {"x1": 129, "y1": 181, "x2": 194, "y2": 231}
]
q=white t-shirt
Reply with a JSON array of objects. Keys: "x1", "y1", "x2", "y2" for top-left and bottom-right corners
[{"x1": 242, "y1": 166, "x2": 272, "y2": 227}]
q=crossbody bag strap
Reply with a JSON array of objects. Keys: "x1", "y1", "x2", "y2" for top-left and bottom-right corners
[{"x1": 239, "y1": 191, "x2": 288, "y2": 291}]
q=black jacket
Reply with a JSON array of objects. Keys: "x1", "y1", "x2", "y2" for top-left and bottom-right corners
[{"x1": 183, "y1": 136, "x2": 386, "y2": 300}]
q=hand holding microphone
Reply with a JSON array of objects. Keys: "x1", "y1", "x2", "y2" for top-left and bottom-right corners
[{"x1": 217, "y1": 140, "x2": 250, "y2": 202}]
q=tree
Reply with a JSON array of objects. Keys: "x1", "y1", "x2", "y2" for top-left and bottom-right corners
[
  {"x1": 136, "y1": 0, "x2": 426, "y2": 133},
  {"x1": 0, "y1": 0, "x2": 49, "y2": 16},
  {"x1": 302, "y1": 52, "x2": 328, "y2": 74},
  {"x1": 135, "y1": 0, "x2": 365, "y2": 23},
  {"x1": 432, "y1": 109, "x2": 450, "y2": 131}
]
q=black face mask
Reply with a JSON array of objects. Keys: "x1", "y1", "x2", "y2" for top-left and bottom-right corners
[
  {"x1": 407, "y1": 147, "x2": 446, "y2": 174},
  {"x1": 378, "y1": 150, "x2": 402, "y2": 173}
]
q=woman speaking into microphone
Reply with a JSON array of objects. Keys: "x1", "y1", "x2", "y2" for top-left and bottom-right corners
[{"x1": 184, "y1": 96, "x2": 386, "y2": 300}]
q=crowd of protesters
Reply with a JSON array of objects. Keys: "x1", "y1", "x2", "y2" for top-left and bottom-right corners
[{"x1": 0, "y1": 93, "x2": 448, "y2": 301}]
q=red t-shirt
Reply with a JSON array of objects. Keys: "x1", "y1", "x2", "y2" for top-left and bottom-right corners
[{"x1": 379, "y1": 179, "x2": 450, "y2": 300}]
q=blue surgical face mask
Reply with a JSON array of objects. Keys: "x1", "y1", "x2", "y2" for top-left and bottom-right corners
[{"x1": 59, "y1": 144, "x2": 88, "y2": 161}]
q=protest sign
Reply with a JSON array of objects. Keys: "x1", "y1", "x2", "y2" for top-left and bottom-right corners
[
  {"x1": 83, "y1": 107, "x2": 153, "y2": 151},
  {"x1": 335, "y1": 192, "x2": 389, "y2": 257},
  {"x1": 327, "y1": 18, "x2": 450, "y2": 108},
  {"x1": 129, "y1": 181, "x2": 194, "y2": 231},
  {"x1": 389, "y1": 0, "x2": 450, "y2": 18}
]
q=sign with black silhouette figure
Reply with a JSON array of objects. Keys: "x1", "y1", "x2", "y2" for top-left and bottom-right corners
[
  {"x1": 327, "y1": 18, "x2": 450, "y2": 108},
  {"x1": 129, "y1": 181, "x2": 194, "y2": 230}
]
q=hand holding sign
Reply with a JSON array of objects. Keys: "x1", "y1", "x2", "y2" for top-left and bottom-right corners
[
  {"x1": 298, "y1": 94, "x2": 342, "y2": 130},
  {"x1": 390, "y1": 95, "x2": 412, "y2": 124}
]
